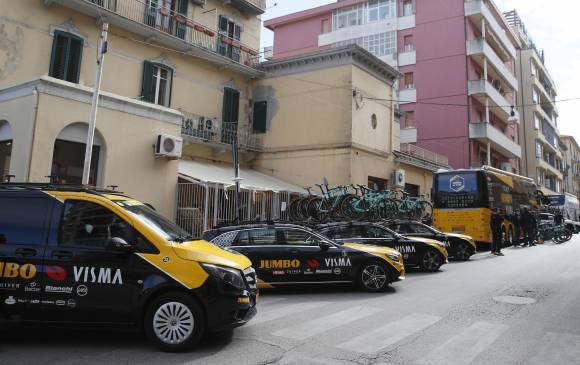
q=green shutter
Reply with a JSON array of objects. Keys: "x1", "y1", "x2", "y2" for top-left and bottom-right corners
[
  {"x1": 167, "y1": 67, "x2": 173, "y2": 108},
  {"x1": 253, "y1": 101, "x2": 267, "y2": 134},
  {"x1": 141, "y1": 61, "x2": 155, "y2": 103},
  {"x1": 218, "y1": 15, "x2": 228, "y2": 33},
  {"x1": 67, "y1": 36, "x2": 83, "y2": 83},
  {"x1": 175, "y1": 0, "x2": 188, "y2": 39},
  {"x1": 177, "y1": 0, "x2": 188, "y2": 15},
  {"x1": 49, "y1": 31, "x2": 83, "y2": 83}
]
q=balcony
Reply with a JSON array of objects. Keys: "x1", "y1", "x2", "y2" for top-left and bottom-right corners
[
  {"x1": 537, "y1": 158, "x2": 563, "y2": 178},
  {"x1": 469, "y1": 122, "x2": 521, "y2": 158},
  {"x1": 48, "y1": 0, "x2": 262, "y2": 77},
  {"x1": 398, "y1": 50, "x2": 416, "y2": 66},
  {"x1": 181, "y1": 113, "x2": 263, "y2": 152},
  {"x1": 399, "y1": 88, "x2": 417, "y2": 104},
  {"x1": 466, "y1": 38, "x2": 518, "y2": 91},
  {"x1": 398, "y1": 14, "x2": 416, "y2": 30},
  {"x1": 400, "y1": 127, "x2": 417, "y2": 143},
  {"x1": 225, "y1": 0, "x2": 266, "y2": 15},
  {"x1": 318, "y1": 18, "x2": 399, "y2": 47},
  {"x1": 464, "y1": 0, "x2": 517, "y2": 59},
  {"x1": 468, "y1": 80, "x2": 519, "y2": 123},
  {"x1": 395, "y1": 143, "x2": 450, "y2": 171}
]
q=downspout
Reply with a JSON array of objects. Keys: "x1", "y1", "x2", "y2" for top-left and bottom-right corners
[
  {"x1": 518, "y1": 48, "x2": 528, "y2": 177},
  {"x1": 464, "y1": 13, "x2": 472, "y2": 168},
  {"x1": 390, "y1": 80, "x2": 395, "y2": 154},
  {"x1": 27, "y1": 87, "x2": 40, "y2": 182}
]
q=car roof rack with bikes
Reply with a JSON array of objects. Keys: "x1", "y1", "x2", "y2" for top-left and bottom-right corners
[{"x1": 0, "y1": 182, "x2": 125, "y2": 197}]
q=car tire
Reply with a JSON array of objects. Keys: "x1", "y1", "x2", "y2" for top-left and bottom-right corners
[
  {"x1": 455, "y1": 241, "x2": 472, "y2": 261},
  {"x1": 357, "y1": 260, "x2": 390, "y2": 292},
  {"x1": 419, "y1": 249, "x2": 443, "y2": 272},
  {"x1": 144, "y1": 292, "x2": 205, "y2": 352}
]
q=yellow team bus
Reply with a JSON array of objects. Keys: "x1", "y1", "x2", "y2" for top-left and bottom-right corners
[{"x1": 432, "y1": 166, "x2": 539, "y2": 247}]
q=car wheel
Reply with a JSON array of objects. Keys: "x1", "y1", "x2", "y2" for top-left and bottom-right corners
[
  {"x1": 455, "y1": 241, "x2": 472, "y2": 261},
  {"x1": 358, "y1": 261, "x2": 390, "y2": 292},
  {"x1": 420, "y1": 249, "x2": 443, "y2": 272},
  {"x1": 144, "y1": 292, "x2": 205, "y2": 352}
]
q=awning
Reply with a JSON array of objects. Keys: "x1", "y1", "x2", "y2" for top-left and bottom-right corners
[{"x1": 178, "y1": 160, "x2": 305, "y2": 193}]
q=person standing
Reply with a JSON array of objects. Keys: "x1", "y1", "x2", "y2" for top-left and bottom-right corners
[
  {"x1": 520, "y1": 208, "x2": 531, "y2": 247},
  {"x1": 528, "y1": 213, "x2": 538, "y2": 246},
  {"x1": 491, "y1": 209, "x2": 504, "y2": 255},
  {"x1": 513, "y1": 210, "x2": 522, "y2": 246}
]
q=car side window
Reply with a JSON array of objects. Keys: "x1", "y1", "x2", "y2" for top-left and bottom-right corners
[
  {"x1": 0, "y1": 196, "x2": 51, "y2": 245},
  {"x1": 394, "y1": 224, "x2": 411, "y2": 234},
  {"x1": 212, "y1": 231, "x2": 242, "y2": 247},
  {"x1": 280, "y1": 229, "x2": 321, "y2": 246},
  {"x1": 249, "y1": 228, "x2": 277, "y2": 245},
  {"x1": 59, "y1": 200, "x2": 132, "y2": 249},
  {"x1": 365, "y1": 226, "x2": 395, "y2": 240},
  {"x1": 409, "y1": 224, "x2": 432, "y2": 234}
]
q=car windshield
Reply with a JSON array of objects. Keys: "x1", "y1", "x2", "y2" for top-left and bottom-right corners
[{"x1": 115, "y1": 200, "x2": 194, "y2": 242}]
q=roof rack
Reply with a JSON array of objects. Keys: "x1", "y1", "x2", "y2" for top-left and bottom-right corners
[{"x1": 0, "y1": 182, "x2": 124, "y2": 196}]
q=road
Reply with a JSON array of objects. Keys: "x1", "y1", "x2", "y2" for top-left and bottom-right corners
[{"x1": 2, "y1": 238, "x2": 580, "y2": 365}]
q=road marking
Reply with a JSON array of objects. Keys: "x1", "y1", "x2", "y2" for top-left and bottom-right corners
[
  {"x1": 246, "y1": 301, "x2": 331, "y2": 327},
  {"x1": 272, "y1": 306, "x2": 383, "y2": 340},
  {"x1": 418, "y1": 322, "x2": 509, "y2": 365},
  {"x1": 528, "y1": 332, "x2": 580, "y2": 365},
  {"x1": 337, "y1": 313, "x2": 441, "y2": 353}
]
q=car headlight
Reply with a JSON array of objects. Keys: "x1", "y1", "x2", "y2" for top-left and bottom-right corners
[
  {"x1": 386, "y1": 253, "x2": 401, "y2": 262},
  {"x1": 201, "y1": 263, "x2": 245, "y2": 290}
]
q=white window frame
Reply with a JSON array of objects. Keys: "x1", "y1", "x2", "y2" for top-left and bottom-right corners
[
  {"x1": 403, "y1": 0, "x2": 414, "y2": 16},
  {"x1": 152, "y1": 64, "x2": 171, "y2": 107},
  {"x1": 533, "y1": 113, "x2": 540, "y2": 130},
  {"x1": 535, "y1": 142, "x2": 542, "y2": 158}
]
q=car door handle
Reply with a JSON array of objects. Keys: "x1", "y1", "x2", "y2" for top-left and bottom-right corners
[
  {"x1": 51, "y1": 250, "x2": 74, "y2": 260},
  {"x1": 15, "y1": 248, "x2": 37, "y2": 257}
]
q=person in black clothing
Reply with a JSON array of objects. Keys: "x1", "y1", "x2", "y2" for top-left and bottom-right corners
[
  {"x1": 491, "y1": 209, "x2": 504, "y2": 255},
  {"x1": 555, "y1": 210, "x2": 564, "y2": 226},
  {"x1": 513, "y1": 210, "x2": 522, "y2": 246},
  {"x1": 520, "y1": 208, "x2": 531, "y2": 247},
  {"x1": 528, "y1": 213, "x2": 537, "y2": 246}
]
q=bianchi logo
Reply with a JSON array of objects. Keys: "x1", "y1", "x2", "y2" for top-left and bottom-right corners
[
  {"x1": 324, "y1": 257, "x2": 352, "y2": 267},
  {"x1": 45, "y1": 286, "x2": 73, "y2": 294}
]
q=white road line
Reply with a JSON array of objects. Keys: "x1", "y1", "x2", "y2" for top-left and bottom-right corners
[
  {"x1": 246, "y1": 301, "x2": 331, "y2": 327},
  {"x1": 272, "y1": 306, "x2": 383, "y2": 340},
  {"x1": 528, "y1": 332, "x2": 580, "y2": 365},
  {"x1": 418, "y1": 322, "x2": 509, "y2": 365},
  {"x1": 336, "y1": 313, "x2": 442, "y2": 354}
]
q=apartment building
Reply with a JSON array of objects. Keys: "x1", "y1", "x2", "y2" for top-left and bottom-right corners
[
  {"x1": 505, "y1": 10, "x2": 564, "y2": 194},
  {"x1": 561, "y1": 136, "x2": 580, "y2": 197},
  {"x1": 0, "y1": 0, "x2": 266, "y2": 217},
  {"x1": 265, "y1": 0, "x2": 522, "y2": 171}
]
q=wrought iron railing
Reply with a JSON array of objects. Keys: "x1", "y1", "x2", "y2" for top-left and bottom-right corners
[
  {"x1": 82, "y1": 0, "x2": 260, "y2": 67},
  {"x1": 399, "y1": 143, "x2": 449, "y2": 167}
]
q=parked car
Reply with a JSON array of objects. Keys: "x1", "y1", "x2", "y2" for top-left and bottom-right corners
[
  {"x1": 0, "y1": 183, "x2": 257, "y2": 352},
  {"x1": 202, "y1": 223, "x2": 405, "y2": 292},
  {"x1": 315, "y1": 222, "x2": 448, "y2": 272},
  {"x1": 383, "y1": 219, "x2": 476, "y2": 261}
]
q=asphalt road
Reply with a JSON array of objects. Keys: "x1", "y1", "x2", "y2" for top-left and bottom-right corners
[{"x1": 2, "y1": 238, "x2": 580, "y2": 365}]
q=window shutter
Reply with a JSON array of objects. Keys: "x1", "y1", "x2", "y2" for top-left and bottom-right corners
[
  {"x1": 67, "y1": 36, "x2": 83, "y2": 83},
  {"x1": 253, "y1": 101, "x2": 267, "y2": 133},
  {"x1": 218, "y1": 15, "x2": 228, "y2": 33},
  {"x1": 49, "y1": 32, "x2": 68, "y2": 80},
  {"x1": 141, "y1": 61, "x2": 155, "y2": 103},
  {"x1": 167, "y1": 67, "x2": 173, "y2": 108},
  {"x1": 234, "y1": 24, "x2": 242, "y2": 41},
  {"x1": 49, "y1": 31, "x2": 83, "y2": 83},
  {"x1": 177, "y1": 0, "x2": 188, "y2": 15}
]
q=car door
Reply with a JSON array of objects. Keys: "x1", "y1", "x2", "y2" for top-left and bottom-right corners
[
  {"x1": 42, "y1": 199, "x2": 140, "y2": 323},
  {"x1": 231, "y1": 228, "x2": 282, "y2": 285},
  {"x1": 0, "y1": 192, "x2": 51, "y2": 320}
]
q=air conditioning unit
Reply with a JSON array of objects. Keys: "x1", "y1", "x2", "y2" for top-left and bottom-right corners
[
  {"x1": 155, "y1": 134, "x2": 183, "y2": 159},
  {"x1": 394, "y1": 169, "x2": 406, "y2": 187}
]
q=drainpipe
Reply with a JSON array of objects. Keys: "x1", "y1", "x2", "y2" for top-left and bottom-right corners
[
  {"x1": 27, "y1": 87, "x2": 40, "y2": 182},
  {"x1": 518, "y1": 48, "x2": 528, "y2": 177}
]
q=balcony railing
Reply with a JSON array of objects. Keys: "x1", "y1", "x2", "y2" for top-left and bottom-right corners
[
  {"x1": 60, "y1": 0, "x2": 260, "y2": 69},
  {"x1": 181, "y1": 113, "x2": 263, "y2": 151},
  {"x1": 399, "y1": 143, "x2": 449, "y2": 167}
]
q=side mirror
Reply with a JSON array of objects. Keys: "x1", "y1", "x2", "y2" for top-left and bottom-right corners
[
  {"x1": 106, "y1": 237, "x2": 134, "y2": 253},
  {"x1": 319, "y1": 241, "x2": 331, "y2": 251}
]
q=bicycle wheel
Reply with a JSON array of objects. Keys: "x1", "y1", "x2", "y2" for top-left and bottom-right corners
[
  {"x1": 308, "y1": 197, "x2": 328, "y2": 222},
  {"x1": 288, "y1": 199, "x2": 301, "y2": 221},
  {"x1": 340, "y1": 195, "x2": 358, "y2": 219},
  {"x1": 420, "y1": 201, "x2": 433, "y2": 220}
]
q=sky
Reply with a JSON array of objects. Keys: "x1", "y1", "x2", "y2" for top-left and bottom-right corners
[{"x1": 260, "y1": 0, "x2": 580, "y2": 139}]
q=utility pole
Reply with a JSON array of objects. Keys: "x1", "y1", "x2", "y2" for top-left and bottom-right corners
[
  {"x1": 82, "y1": 22, "x2": 109, "y2": 185},
  {"x1": 232, "y1": 136, "x2": 243, "y2": 224}
]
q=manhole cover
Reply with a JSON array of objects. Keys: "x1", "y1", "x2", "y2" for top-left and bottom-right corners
[{"x1": 493, "y1": 295, "x2": 537, "y2": 305}]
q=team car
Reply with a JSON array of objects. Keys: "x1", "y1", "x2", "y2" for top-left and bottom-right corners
[
  {"x1": 315, "y1": 222, "x2": 448, "y2": 272},
  {"x1": 0, "y1": 184, "x2": 257, "y2": 352},
  {"x1": 202, "y1": 223, "x2": 405, "y2": 292},
  {"x1": 384, "y1": 219, "x2": 476, "y2": 261}
]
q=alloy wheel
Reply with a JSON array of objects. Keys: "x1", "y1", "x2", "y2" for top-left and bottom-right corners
[
  {"x1": 456, "y1": 242, "x2": 470, "y2": 261},
  {"x1": 153, "y1": 302, "x2": 195, "y2": 345},
  {"x1": 361, "y1": 264, "x2": 387, "y2": 290},
  {"x1": 422, "y1": 251, "x2": 441, "y2": 271}
]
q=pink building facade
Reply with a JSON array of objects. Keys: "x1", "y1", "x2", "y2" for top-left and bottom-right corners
[{"x1": 265, "y1": 0, "x2": 522, "y2": 171}]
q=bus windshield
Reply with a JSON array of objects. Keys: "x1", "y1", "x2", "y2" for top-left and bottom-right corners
[{"x1": 436, "y1": 172, "x2": 479, "y2": 193}]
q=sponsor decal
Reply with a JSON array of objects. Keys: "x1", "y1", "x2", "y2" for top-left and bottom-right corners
[
  {"x1": 258, "y1": 259, "x2": 300, "y2": 269},
  {"x1": 4, "y1": 296, "x2": 16, "y2": 305},
  {"x1": 162, "y1": 256, "x2": 170, "y2": 263},
  {"x1": 17, "y1": 299, "x2": 29, "y2": 304},
  {"x1": 41, "y1": 300, "x2": 55, "y2": 305},
  {"x1": 0, "y1": 283, "x2": 20, "y2": 290},
  {"x1": 73, "y1": 266, "x2": 123, "y2": 285},
  {"x1": 304, "y1": 268, "x2": 314, "y2": 275},
  {"x1": 306, "y1": 259, "x2": 320, "y2": 269},
  {"x1": 45, "y1": 285, "x2": 73, "y2": 294},
  {"x1": 450, "y1": 175, "x2": 465, "y2": 192},
  {"x1": 67, "y1": 299, "x2": 76, "y2": 308},
  {"x1": 25, "y1": 282, "x2": 41, "y2": 293},
  {"x1": 395, "y1": 246, "x2": 416, "y2": 254},
  {"x1": 45, "y1": 266, "x2": 67, "y2": 281},
  {"x1": 333, "y1": 268, "x2": 342, "y2": 275},
  {"x1": 324, "y1": 257, "x2": 352, "y2": 267},
  {"x1": 286, "y1": 269, "x2": 302, "y2": 275},
  {"x1": 315, "y1": 269, "x2": 333, "y2": 274},
  {"x1": 56, "y1": 300, "x2": 66, "y2": 306},
  {"x1": 76, "y1": 285, "x2": 88, "y2": 297},
  {"x1": 30, "y1": 299, "x2": 40, "y2": 304},
  {"x1": 0, "y1": 262, "x2": 37, "y2": 280},
  {"x1": 272, "y1": 270, "x2": 285, "y2": 276}
]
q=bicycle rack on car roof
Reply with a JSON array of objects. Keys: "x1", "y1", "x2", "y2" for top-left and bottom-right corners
[{"x1": 0, "y1": 182, "x2": 125, "y2": 197}]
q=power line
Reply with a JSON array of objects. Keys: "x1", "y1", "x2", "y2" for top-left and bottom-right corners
[{"x1": 362, "y1": 96, "x2": 580, "y2": 109}]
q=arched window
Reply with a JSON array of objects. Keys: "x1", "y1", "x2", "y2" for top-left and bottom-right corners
[{"x1": 0, "y1": 121, "x2": 12, "y2": 182}]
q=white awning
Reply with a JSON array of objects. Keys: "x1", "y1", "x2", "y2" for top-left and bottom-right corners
[{"x1": 178, "y1": 160, "x2": 305, "y2": 193}]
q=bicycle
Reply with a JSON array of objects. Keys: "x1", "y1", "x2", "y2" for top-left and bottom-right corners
[{"x1": 308, "y1": 184, "x2": 352, "y2": 222}]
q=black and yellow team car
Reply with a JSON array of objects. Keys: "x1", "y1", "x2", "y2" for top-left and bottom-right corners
[
  {"x1": 384, "y1": 220, "x2": 477, "y2": 261},
  {"x1": 316, "y1": 222, "x2": 449, "y2": 272},
  {"x1": 0, "y1": 184, "x2": 257, "y2": 352},
  {"x1": 202, "y1": 223, "x2": 405, "y2": 292}
]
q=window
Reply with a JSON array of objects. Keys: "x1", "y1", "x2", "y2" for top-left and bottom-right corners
[
  {"x1": 218, "y1": 15, "x2": 242, "y2": 62},
  {"x1": 403, "y1": 35, "x2": 414, "y2": 52},
  {"x1": 530, "y1": 60, "x2": 537, "y2": 76},
  {"x1": 222, "y1": 88, "x2": 240, "y2": 144},
  {"x1": 536, "y1": 142, "x2": 542, "y2": 158},
  {"x1": 253, "y1": 101, "x2": 267, "y2": 134},
  {"x1": 367, "y1": 0, "x2": 395, "y2": 22},
  {"x1": 0, "y1": 196, "x2": 51, "y2": 245},
  {"x1": 404, "y1": 72, "x2": 415, "y2": 89},
  {"x1": 405, "y1": 111, "x2": 415, "y2": 128},
  {"x1": 333, "y1": 4, "x2": 364, "y2": 30},
  {"x1": 321, "y1": 18, "x2": 331, "y2": 33},
  {"x1": 0, "y1": 139, "x2": 11, "y2": 181},
  {"x1": 532, "y1": 88, "x2": 539, "y2": 104},
  {"x1": 49, "y1": 31, "x2": 83, "y2": 83},
  {"x1": 51, "y1": 139, "x2": 100, "y2": 185},
  {"x1": 282, "y1": 229, "x2": 324, "y2": 246},
  {"x1": 59, "y1": 201, "x2": 132, "y2": 249},
  {"x1": 364, "y1": 226, "x2": 395, "y2": 240},
  {"x1": 408, "y1": 223, "x2": 433, "y2": 234},
  {"x1": 141, "y1": 61, "x2": 173, "y2": 107},
  {"x1": 368, "y1": 176, "x2": 388, "y2": 190},
  {"x1": 534, "y1": 113, "x2": 540, "y2": 130},
  {"x1": 236, "y1": 229, "x2": 277, "y2": 246},
  {"x1": 333, "y1": 31, "x2": 396, "y2": 57},
  {"x1": 402, "y1": 0, "x2": 414, "y2": 16}
]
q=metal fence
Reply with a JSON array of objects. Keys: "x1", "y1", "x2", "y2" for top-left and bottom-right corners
[{"x1": 176, "y1": 180, "x2": 298, "y2": 238}]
